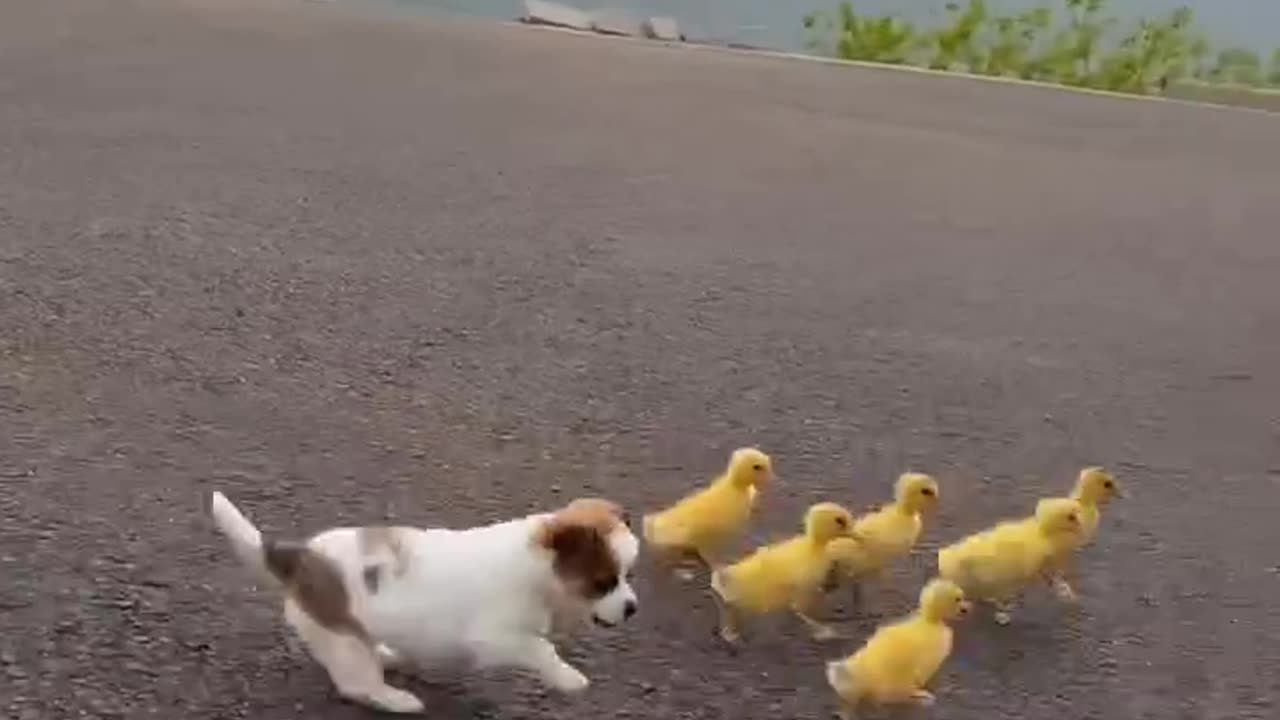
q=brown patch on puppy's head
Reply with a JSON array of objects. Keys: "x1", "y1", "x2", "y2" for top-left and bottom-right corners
[
  {"x1": 536, "y1": 498, "x2": 625, "y2": 600},
  {"x1": 557, "y1": 497, "x2": 627, "y2": 535}
]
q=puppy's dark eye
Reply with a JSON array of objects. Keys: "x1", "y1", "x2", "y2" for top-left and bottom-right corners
[{"x1": 592, "y1": 576, "x2": 619, "y2": 596}]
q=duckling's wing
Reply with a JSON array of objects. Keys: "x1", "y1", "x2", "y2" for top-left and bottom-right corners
[
  {"x1": 991, "y1": 532, "x2": 1042, "y2": 578},
  {"x1": 865, "y1": 623, "x2": 925, "y2": 677}
]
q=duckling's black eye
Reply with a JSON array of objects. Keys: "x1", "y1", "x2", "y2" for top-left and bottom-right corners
[
  {"x1": 921, "y1": 488, "x2": 935, "y2": 496},
  {"x1": 752, "y1": 464, "x2": 763, "y2": 471},
  {"x1": 1103, "y1": 481, "x2": 1114, "y2": 489},
  {"x1": 835, "y1": 517, "x2": 848, "y2": 527}
]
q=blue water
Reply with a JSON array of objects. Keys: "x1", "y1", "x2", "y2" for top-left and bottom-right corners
[{"x1": 383, "y1": 0, "x2": 1275, "y2": 53}]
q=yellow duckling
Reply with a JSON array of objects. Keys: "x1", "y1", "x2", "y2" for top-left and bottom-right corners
[
  {"x1": 825, "y1": 578, "x2": 971, "y2": 719},
  {"x1": 710, "y1": 502, "x2": 857, "y2": 643},
  {"x1": 826, "y1": 473, "x2": 939, "y2": 601},
  {"x1": 937, "y1": 498, "x2": 1084, "y2": 624},
  {"x1": 1045, "y1": 466, "x2": 1122, "y2": 601},
  {"x1": 642, "y1": 447, "x2": 774, "y2": 579}
]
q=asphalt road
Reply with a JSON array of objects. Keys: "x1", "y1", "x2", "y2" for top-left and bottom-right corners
[{"x1": 2, "y1": 1, "x2": 1279, "y2": 719}]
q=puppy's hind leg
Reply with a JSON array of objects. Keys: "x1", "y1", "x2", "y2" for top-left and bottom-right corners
[{"x1": 284, "y1": 600, "x2": 424, "y2": 714}]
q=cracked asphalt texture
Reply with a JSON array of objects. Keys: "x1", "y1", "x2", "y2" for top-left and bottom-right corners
[{"x1": 2, "y1": 1, "x2": 1280, "y2": 718}]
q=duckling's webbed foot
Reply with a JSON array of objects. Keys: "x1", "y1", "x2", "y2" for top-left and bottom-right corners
[
  {"x1": 713, "y1": 595, "x2": 744, "y2": 646},
  {"x1": 992, "y1": 601, "x2": 1014, "y2": 625},
  {"x1": 656, "y1": 547, "x2": 703, "y2": 582},
  {"x1": 686, "y1": 548, "x2": 723, "y2": 582},
  {"x1": 820, "y1": 566, "x2": 841, "y2": 594},
  {"x1": 1051, "y1": 576, "x2": 1078, "y2": 603},
  {"x1": 718, "y1": 624, "x2": 743, "y2": 645},
  {"x1": 794, "y1": 596, "x2": 842, "y2": 641},
  {"x1": 808, "y1": 623, "x2": 842, "y2": 641},
  {"x1": 910, "y1": 689, "x2": 937, "y2": 706}
]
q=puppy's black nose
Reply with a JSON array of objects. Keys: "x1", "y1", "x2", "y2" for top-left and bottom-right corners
[{"x1": 623, "y1": 600, "x2": 638, "y2": 619}]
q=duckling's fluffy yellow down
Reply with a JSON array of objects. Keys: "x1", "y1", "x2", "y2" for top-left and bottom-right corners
[
  {"x1": 936, "y1": 498, "x2": 1084, "y2": 619},
  {"x1": 826, "y1": 578, "x2": 971, "y2": 716},
  {"x1": 642, "y1": 448, "x2": 774, "y2": 568}
]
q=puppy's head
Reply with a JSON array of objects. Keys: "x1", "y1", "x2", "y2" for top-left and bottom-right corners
[{"x1": 535, "y1": 497, "x2": 639, "y2": 627}]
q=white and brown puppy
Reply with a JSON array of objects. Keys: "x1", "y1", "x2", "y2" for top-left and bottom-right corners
[{"x1": 209, "y1": 492, "x2": 639, "y2": 714}]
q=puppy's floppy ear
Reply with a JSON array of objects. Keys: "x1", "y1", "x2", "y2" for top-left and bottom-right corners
[
  {"x1": 536, "y1": 514, "x2": 620, "y2": 592},
  {"x1": 540, "y1": 521, "x2": 602, "y2": 559}
]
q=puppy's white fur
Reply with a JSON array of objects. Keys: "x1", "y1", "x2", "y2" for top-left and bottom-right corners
[{"x1": 210, "y1": 492, "x2": 639, "y2": 714}]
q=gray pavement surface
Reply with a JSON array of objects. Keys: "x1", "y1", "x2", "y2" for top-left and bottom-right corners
[{"x1": 2, "y1": 1, "x2": 1279, "y2": 718}]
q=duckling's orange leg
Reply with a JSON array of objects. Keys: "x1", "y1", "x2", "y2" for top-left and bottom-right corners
[
  {"x1": 848, "y1": 579, "x2": 864, "y2": 609},
  {"x1": 1044, "y1": 557, "x2": 1080, "y2": 603},
  {"x1": 991, "y1": 598, "x2": 1016, "y2": 625},
  {"x1": 910, "y1": 689, "x2": 937, "y2": 706},
  {"x1": 712, "y1": 594, "x2": 744, "y2": 645},
  {"x1": 684, "y1": 547, "x2": 722, "y2": 582},
  {"x1": 652, "y1": 546, "x2": 701, "y2": 582},
  {"x1": 820, "y1": 566, "x2": 841, "y2": 594},
  {"x1": 650, "y1": 545, "x2": 681, "y2": 577},
  {"x1": 793, "y1": 592, "x2": 841, "y2": 641}
]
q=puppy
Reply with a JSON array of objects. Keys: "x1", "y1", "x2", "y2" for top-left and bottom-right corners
[{"x1": 209, "y1": 492, "x2": 640, "y2": 713}]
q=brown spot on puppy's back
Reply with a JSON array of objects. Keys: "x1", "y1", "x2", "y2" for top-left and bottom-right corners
[{"x1": 263, "y1": 540, "x2": 371, "y2": 643}]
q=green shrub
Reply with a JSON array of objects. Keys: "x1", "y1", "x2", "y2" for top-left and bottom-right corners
[{"x1": 801, "y1": 0, "x2": 1271, "y2": 97}]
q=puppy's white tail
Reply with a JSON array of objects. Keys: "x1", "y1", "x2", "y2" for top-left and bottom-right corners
[{"x1": 210, "y1": 491, "x2": 276, "y2": 587}]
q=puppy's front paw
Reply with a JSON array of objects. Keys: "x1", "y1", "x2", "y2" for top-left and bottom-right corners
[
  {"x1": 549, "y1": 665, "x2": 590, "y2": 693},
  {"x1": 366, "y1": 686, "x2": 425, "y2": 714},
  {"x1": 376, "y1": 644, "x2": 409, "y2": 669}
]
